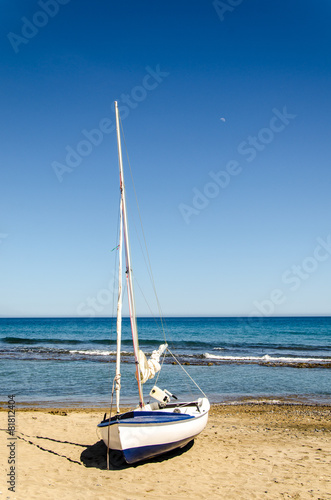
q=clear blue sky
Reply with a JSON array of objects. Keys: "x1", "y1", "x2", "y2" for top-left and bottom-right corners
[{"x1": 1, "y1": 0, "x2": 331, "y2": 317}]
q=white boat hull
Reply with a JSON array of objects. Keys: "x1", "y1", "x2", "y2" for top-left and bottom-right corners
[{"x1": 97, "y1": 397, "x2": 210, "y2": 464}]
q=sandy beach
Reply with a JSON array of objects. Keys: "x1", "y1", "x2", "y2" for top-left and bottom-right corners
[{"x1": 0, "y1": 403, "x2": 330, "y2": 500}]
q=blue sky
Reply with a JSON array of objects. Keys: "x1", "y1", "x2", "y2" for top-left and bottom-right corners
[{"x1": 1, "y1": 0, "x2": 331, "y2": 317}]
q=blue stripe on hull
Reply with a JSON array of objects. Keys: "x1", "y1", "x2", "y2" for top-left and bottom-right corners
[
  {"x1": 98, "y1": 410, "x2": 193, "y2": 428},
  {"x1": 123, "y1": 436, "x2": 193, "y2": 464}
]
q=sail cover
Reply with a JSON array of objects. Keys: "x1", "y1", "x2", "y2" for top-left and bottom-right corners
[{"x1": 137, "y1": 343, "x2": 168, "y2": 384}]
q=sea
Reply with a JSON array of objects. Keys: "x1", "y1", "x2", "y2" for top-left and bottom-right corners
[{"x1": 0, "y1": 316, "x2": 330, "y2": 408}]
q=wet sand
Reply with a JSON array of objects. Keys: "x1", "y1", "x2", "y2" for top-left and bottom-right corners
[{"x1": 1, "y1": 404, "x2": 330, "y2": 499}]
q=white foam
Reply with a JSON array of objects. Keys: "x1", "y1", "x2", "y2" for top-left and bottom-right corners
[
  {"x1": 204, "y1": 353, "x2": 330, "y2": 363},
  {"x1": 69, "y1": 349, "x2": 132, "y2": 356},
  {"x1": 69, "y1": 349, "x2": 114, "y2": 356}
]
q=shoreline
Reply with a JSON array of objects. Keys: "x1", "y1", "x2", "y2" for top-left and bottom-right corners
[{"x1": 1, "y1": 399, "x2": 331, "y2": 411}]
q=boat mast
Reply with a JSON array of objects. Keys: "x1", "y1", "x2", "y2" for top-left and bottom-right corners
[
  {"x1": 115, "y1": 196, "x2": 123, "y2": 414},
  {"x1": 114, "y1": 101, "x2": 144, "y2": 407}
]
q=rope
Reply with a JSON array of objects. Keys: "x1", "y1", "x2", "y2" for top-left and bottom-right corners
[
  {"x1": 116, "y1": 114, "x2": 205, "y2": 402},
  {"x1": 132, "y1": 272, "x2": 166, "y2": 334},
  {"x1": 119, "y1": 116, "x2": 167, "y2": 344},
  {"x1": 109, "y1": 191, "x2": 121, "y2": 339},
  {"x1": 166, "y1": 347, "x2": 207, "y2": 398},
  {"x1": 154, "y1": 347, "x2": 167, "y2": 386}
]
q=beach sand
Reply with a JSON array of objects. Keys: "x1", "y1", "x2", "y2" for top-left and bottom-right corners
[{"x1": 1, "y1": 404, "x2": 330, "y2": 500}]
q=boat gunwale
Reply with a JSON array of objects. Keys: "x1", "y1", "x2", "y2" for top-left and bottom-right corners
[
  {"x1": 97, "y1": 404, "x2": 208, "y2": 427},
  {"x1": 97, "y1": 409, "x2": 201, "y2": 428}
]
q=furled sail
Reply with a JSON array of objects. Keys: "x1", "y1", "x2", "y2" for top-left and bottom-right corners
[{"x1": 137, "y1": 343, "x2": 168, "y2": 384}]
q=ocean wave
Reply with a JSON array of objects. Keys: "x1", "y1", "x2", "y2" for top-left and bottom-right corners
[
  {"x1": 1, "y1": 336, "x2": 84, "y2": 345},
  {"x1": 69, "y1": 349, "x2": 115, "y2": 356},
  {"x1": 2, "y1": 337, "x2": 330, "y2": 355},
  {"x1": 68, "y1": 349, "x2": 133, "y2": 356},
  {"x1": 204, "y1": 353, "x2": 331, "y2": 364},
  {"x1": 0, "y1": 346, "x2": 134, "y2": 357},
  {"x1": 1, "y1": 336, "x2": 212, "y2": 348},
  {"x1": 211, "y1": 343, "x2": 331, "y2": 352}
]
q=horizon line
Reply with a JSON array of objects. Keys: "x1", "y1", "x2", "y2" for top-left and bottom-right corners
[{"x1": 1, "y1": 315, "x2": 331, "y2": 320}]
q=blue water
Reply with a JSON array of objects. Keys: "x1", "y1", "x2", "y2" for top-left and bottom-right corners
[{"x1": 0, "y1": 317, "x2": 330, "y2": 406}]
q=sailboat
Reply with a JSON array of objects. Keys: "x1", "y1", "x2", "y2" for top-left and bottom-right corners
[{"x1": 97, "y1": 101, "x2": 210, "y2": 465}]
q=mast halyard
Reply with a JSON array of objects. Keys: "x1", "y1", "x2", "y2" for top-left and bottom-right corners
[
  {"x1": 114, "y1": 101, "x2": 144, "y2": 407},
  {"x1": 115, "y1": 196, "x2": 123, "y2": 414}
]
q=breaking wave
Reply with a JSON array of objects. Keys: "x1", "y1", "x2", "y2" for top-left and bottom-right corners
[{"x1": 204, "y1": 352, "x2": 331, "y2": 367}]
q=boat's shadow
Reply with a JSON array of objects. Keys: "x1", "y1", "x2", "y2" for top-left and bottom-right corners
[{"x1": 80, "y1": 439, "x2": 194, "y2": 470}]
